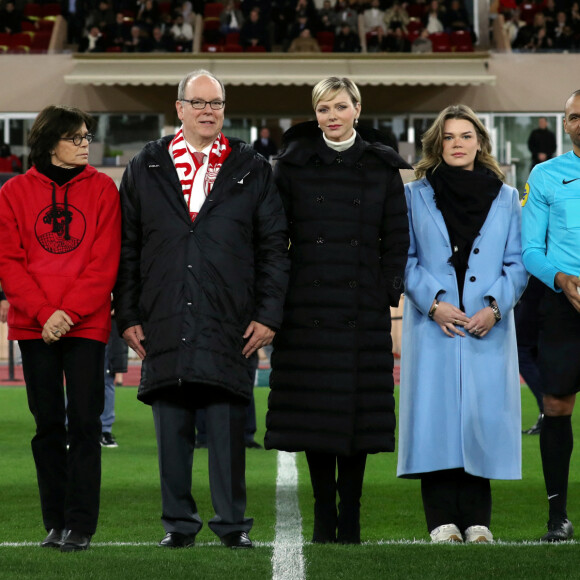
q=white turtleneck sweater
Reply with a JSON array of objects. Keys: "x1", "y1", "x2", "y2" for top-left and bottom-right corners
[{"x1": 322, "y1": 129, "x2": 357, "y2": 152}]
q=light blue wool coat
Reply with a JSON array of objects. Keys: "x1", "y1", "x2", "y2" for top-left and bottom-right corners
[{"x1": 397, "y1": 178, "x2": 528, "y2": 480}]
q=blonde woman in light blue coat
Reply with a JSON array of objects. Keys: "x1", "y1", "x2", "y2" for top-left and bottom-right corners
[{"x1": 397, "y1": 105, "x2": 528, "y2": 544}]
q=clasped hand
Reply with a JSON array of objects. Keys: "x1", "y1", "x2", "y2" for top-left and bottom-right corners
[
  {"x1": 42, "y1": 310, "x2": 74, "y2": 344},
  {"x1": 431, "y1": 300, "x2": 496, "y2": 338}
]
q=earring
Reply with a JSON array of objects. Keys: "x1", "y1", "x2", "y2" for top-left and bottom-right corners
[{"x1": 354, "y1": 118, "x2": 359, "y2": 127}]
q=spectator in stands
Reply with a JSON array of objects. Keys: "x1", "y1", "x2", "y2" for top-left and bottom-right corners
[
  {"x1": 240, "y1": 7, "x2": 271, "y2": 51},
  {"x1": 363, "y1": 0, "x2": 386, "y2": 51},
  {"x1": 107, "y1": 12, "x2": 132, "y2": 51},
  {"x1": 266, "y1": 75, "x2": 410, "y2": 545},
  {"x1": 62, "y1": 0, "x2": 87, "y2": 45},
  {"x1": 0, "y1": 142, "x2": 22, "y2": 174},
  {"x1": 150, "y1": 24, "x2": 174, "y2": 51},
  {"x1": 504, "y1": 8, "x2": 526, "y2": 46},
  {"x1": 527, "y1": 116, "x2": 557, "y2": 169},
  {"x1": 423, "y1": 0, "x2": 445, "y2": 34},
  {"x1": 136, "y1": 0, "x2": 161, "y2": 32},
  {"x1": 543, "y1": 0, "x2": 558, "y2": 34},
  {"x1": 443, "y1": 0, "x2": 471, "y2": 32},
  {"x1": 334, "y1": 0, "x2": 359, "y2": 34},
  {"x1": 411, "y1": 26, "x2": 433, "y2": 52},
  {"x1": 398, "y1": 104, "x2": 527, "y2": 544},
  {"x1": 383, "y1": 1, "x2": 410, "y2": 34},
  {"x1": 288, "y1": 27, "x2": 321, "y2": 51},
  {"x1": 569, "y1": 2, "x2": 580, "y2": 35},
  {"x1": 318, "y1": 0, "x2": 335, "y2": 24},
  {"x1": 554, "y1": 24, "x2": 577, "y2": 49},
  {"x1": 0, "y1": 1, "x2": 22, "y2": 34},
  {"x1": 220, "y1": 0, "x2": 244, "y2": 35},
  {"x1": 333, "y1": 22, "x2": 361, "y2": 51},
  {"x1": 526, "y1": 13, "x2": 554, "y2": 51},
  {"x1": 553, "y1": 11, "x2": 569, "y2": 41},
  {"x1": 0, "y1": 105, "x2": 121, "y2": 552},
  {"x1": 124, "y1": 25, "x2": 153, "y2": 52},
  {"x1": 252, "y1": 127, "x2": 279, "y2": 160},
  {"x1": 293, "y1": 0, "x2": 318, "y2": 20},
  {"x1": 171, "y1": 12, "x2": 194, "y2": 51},
  {"x1": 87, "y1": 0, "x2": 116, "y2": 32},
  {"x1": 240, "y1": 0, "x2": 272, "y2": 19},
  {"x1": 383, "y1": 25, "x2": 410, "y2": 51},
  {"x1": 287, "y1": 13, "x2": 318, "y2": 42},
  {"x1": 78, "y1": 26, "x2": 106, "y2": 53}
]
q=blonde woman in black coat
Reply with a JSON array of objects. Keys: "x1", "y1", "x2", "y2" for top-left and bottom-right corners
[{"x1": 265, "y1": 77, "x2": 410, "y2": 544}]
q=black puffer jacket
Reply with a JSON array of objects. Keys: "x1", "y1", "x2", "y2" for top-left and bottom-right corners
[
  {"x1": 265, "y1": 122, "x2": 410, "y2": 455},
  {"x1": 114, "y1": 136, "x2": 289, "y2": 405}
]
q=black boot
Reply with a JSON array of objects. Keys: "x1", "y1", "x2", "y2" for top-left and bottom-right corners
[
  {"x1": 336, "y1": 453, "x2": 367, "y2": 544},
  {"x1": 306, "y1": 451, "x2": 338, "y2": 543}
]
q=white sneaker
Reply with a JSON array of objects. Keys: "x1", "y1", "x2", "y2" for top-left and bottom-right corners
[
  {"x1": 464, "y1": 525, "x2": 493, "y2": 543},
  {"x1": 430, "y1": 524, "x2": 463, "y2": 543}
]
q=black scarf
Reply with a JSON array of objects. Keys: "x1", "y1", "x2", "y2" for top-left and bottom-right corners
[
  {"x1": 40, "y1": 164, "x2": 85, "y2": 186},
  {"x1": 427, "y1": 162, "x2": 503, "y2": 305}
]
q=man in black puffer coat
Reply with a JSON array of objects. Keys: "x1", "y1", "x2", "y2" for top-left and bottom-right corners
[{"x1": 114, "y1": 70, "x2": 289, "y2": 549}]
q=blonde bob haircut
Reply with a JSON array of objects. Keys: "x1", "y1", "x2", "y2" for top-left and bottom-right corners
[
  {"x1": 312, "y1": 76, "x2": 361, "y2": 110},
  {"x1": 414, "y1": 104, "x2": 504, "y2": 181}
]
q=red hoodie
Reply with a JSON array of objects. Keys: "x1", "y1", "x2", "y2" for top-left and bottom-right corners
[{"x1": 0, "y1": 165, "x2": 121, "y2": 343}]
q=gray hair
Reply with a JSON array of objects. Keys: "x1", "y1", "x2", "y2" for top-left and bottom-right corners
[{"x1": 177, "y1": 69, "x2": 226, "y2": 101}]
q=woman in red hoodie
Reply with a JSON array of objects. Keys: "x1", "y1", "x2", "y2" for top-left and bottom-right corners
[{"x1": 0, "y1": 106, "x2": 121, "y2": 552}]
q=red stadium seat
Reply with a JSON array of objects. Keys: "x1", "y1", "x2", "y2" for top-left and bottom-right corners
[
  {"x1": 204, "y1": 3, "x2": 224, "y2": 18},
  {"x1": 430, "y1": 32, "x2": 451, "y2": 52},
  {"x1": 41, "y1": 3, "x2": 61, "y2": 17},
  {"x1": 407, "y1": 19, "x2": 423, "y2": 34},
  {"x1": 450, "y1": 30, "x2": 473, "y2": 51},
  {"x1": 225, "y1": 32, "x2": 240, "y2": 45},
  {"x1": 31, "y1": 32, "x2": 52, "y2": 52},
  {"x1": 316, "y1": 31, "x2": 335, "y2": 46},
  {"x1": 223, "y1": 43, "x2": 243, "y2": 52},
  {"x1": 23, "y1": 3, "x2": 42, "y2": 19},
  {"x1": 10, "y1": 32, "x2": 33, "y2": 47}
]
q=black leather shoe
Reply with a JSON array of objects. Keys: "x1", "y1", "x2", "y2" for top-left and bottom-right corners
[
  {"x1": 158, "y1": 532, "x2": 196, "y2": 548},
  {"x1": 541, "y1": 519, "x2": 574, "y2": 542},
  {"x1": 522, "y1": 413, "x2": 544, "y2": 435},
  {"x1": 220, "y1": 531, "x2": 253, "y2": 549},
  {"x1": 245, "y1": 440, "x2": 263, "y2": 449},
  {"x1": 40, "y1": 528, "x2": 63, "y2": 548},
  {"x1": 60, "y1": 530, "x2": 92, "y2": 552}
]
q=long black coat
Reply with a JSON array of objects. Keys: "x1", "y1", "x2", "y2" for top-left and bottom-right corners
[
  {"x1": 114, "y1": 136, "x2": 289, "y2": 405},
  {"x1": 265, "y1": 122, "x2": 410, "y2": 455}
]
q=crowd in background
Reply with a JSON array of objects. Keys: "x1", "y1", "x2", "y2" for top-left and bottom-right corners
[{"x1": 501, "y1": 0, "x2": 580, "y2": 51}]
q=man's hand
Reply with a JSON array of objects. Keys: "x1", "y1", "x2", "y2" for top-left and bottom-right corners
[
  {"x1": 555, "y1": 272, "x2": 580, "y2": 312},
  {"x1": 123, "y1": 324, "x2": 147, "y2": 359},
  {"x1": 0, "y1": 300, "x2": 8, "y2": 323},
  {"x1": 42, "y1": 310, "x2": 74, "y2": 344},
  {"x1": 242, "y1": 321, "x2": 275, "y2": 358}
]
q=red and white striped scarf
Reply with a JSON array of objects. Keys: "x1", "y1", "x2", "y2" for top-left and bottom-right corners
[{"x1": 168, "y1": 128, "x2": 232, "y2": 220}]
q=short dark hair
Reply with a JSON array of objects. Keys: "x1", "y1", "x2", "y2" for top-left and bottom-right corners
[{"x1": 28, "y1": 105, "x2": 96, "y2": 171}]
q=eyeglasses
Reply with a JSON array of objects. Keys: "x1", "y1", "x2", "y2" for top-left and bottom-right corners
[
  {"x1": 60, "y1": 133, "x2": 94, "y2": 146},
  {"x1": 181, "y1": 99, "x2": 226, "y2": 110}
]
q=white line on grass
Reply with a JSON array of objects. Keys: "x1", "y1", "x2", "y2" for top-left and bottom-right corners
[{"x1": 272, "y1": 451, "x2": 305, "y2": 580}]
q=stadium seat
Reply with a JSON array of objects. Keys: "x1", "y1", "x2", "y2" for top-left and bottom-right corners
[
  {"x1": 406, "y1": 30, "x2": 420, "y2": 44},
  {"x1": 316, "y1": 30, "x2": 335, "y2": 47},
  {"x1": 223, "y1": 43, "x2": 243, "y2": 52},
  {"x1": 10, "y1": 33, "x2": 33, "y2": 47},
  {"x1": 41, "y1": 3, "x2": 61, "y2": 17},
  {"x1": 21, "y1": 21, "x2": 36, "y2": 32},
  {"x1": 204, "y1": 3, "x2": 224, "y2": 18},
  {"x1": 31, "y1": 32, "x2": 52, "y2": 52},
  {"x1": 201, "y1": 43, "x2": 223, "y2": 53},
  {"x1": 38, "y1": 19, "x2": 55, "y2": 31},
  {"x1": 450, "y1": 30, "x2": 473, "y2": 52},
  {"x1": 0, "y1": 33, "x2": 11, "y2": 45},
  {"x1": 23, "y1": 3, "x2": 42, "y2": 20},
  {"x1": 430, "y1": 32, "x2": 451, "y2": 52},
  {"x1": 225, "y1": 32, "x2": 240, "y2": 45}
]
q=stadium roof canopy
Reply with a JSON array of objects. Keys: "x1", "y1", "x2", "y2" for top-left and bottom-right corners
[{"x1": 64, "y1": 53, "x2": 495, "y2": 87}]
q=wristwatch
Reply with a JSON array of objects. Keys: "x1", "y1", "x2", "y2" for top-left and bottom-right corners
[{"x1": 490, "y1": 301, "x2": 501, "y2": 322}]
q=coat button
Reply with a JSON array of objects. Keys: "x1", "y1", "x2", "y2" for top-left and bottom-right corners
[
  {"x1": 316, "y1": 237, "x2": 325, "y2": 244},
  {"x1": 336, "y1": 156, "x2": 343, "y2": 164},
  {"x1": 348, "y1": 321, "x2": 356, "y2": 328},
  {"x1": 353, "y1": 198, "x2": 361, "y2": 206},
  {"x1": 349, "y1": 280, "x2": 358, "y2": 288},
  {"x1": 355, "y1": 162, "x2": 363, "y2": 169},
  {"x1": 316, "y1": 195, "x2": 325, "y2": 203},
  {"x1": 187, "y1": 302, "x2": 192, "y2": 306},
  {"x1": 181, "y1": 338, "x2": 186, "y2": 342},
  {"x1": 187, "y1": 264, "x2": 192, "y2": 268},
  {"x1": 313, "y1": 319, "x2": 320, "y2": 326},
  {"x1": 350, "y1": 239, "x2": 359, "y2": 247},
  {"x1": 473, "y1": 248, "x2": 479, "y2": 254},
  {"x1": 313, "y1": 280, "x2": 321, "y2": 286},
  {"x1": 470, "y1": 276, "x2": 476, "y2": 282}
]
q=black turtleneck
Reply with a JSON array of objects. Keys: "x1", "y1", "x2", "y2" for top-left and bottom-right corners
[{"x1": 40, "y1": 164, "x2": 86, "y2": 186}]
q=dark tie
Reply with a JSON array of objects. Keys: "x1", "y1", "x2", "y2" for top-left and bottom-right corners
[{"x1": 193, "y1": 151, "x2": 205, "y2": 165}]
